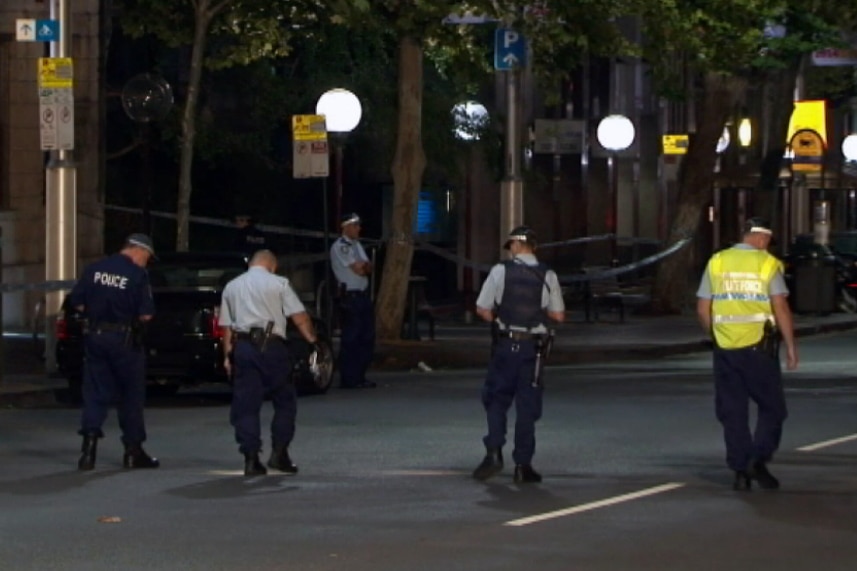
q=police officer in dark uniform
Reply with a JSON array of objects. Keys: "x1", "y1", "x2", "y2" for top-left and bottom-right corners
[
  {"x1": 472, "y1": 226, "x2": 565, "y2": 483},
  {"x1": 330, "y1": 213, "x2": 376, "y2": 389},
  {"x1": 697, "y1": 217, "x2": 798, "y2": 490},
  {"x1": 234, "y1": 213, "x2": 268, "y2": 258},
  {"x1": 219, "y1": 249, "x2": 321, "y2": 476},
  {"x1": 70, "y1": 233, "x2": 160, "y2": 471}
]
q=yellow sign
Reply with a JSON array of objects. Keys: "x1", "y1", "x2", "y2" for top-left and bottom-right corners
[
  {"x1": 786, "y1": 100, "x2": 827, "y2": 146},
  {"x1": 38, "y1": 57, "x2": 73, "y2": 89},
  {"x1": 790, "y1": 129, "x2": 825, "y2": 173},
  {"x1": 292, "y1": 114, "x2": 327, "y2": 141},
  {"x1": 662, "y1": 134, "x2": 689, "y2": 155}
]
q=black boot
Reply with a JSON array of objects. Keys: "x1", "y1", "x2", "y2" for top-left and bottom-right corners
[
  {"x1": 733, "y1": 470, "x2": 752, "y2": 491},
  {"x1": 123, "y1": 445, "x2": 160, "y2": 469},
  {"x1": 244, "y1": 453, "x2": 267, "y2": 476},
  {"x1": 472, "y1": 448, "x2": 503, "y2": 481},
  {"x1": 749, "y1": 461, "x2": 779, "y2": 490},
  {"x1": 267, "y1": 445, "x2": 298, "y2": 475},
  {"x1": 513, "y1": 464, "x2": 542, "y2": 484},
  {"x1": 78, "y1": 434, "x2": 98, "y2": 471}
]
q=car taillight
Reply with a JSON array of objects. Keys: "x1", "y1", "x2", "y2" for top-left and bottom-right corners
[
  {"x1": 55, "y1": 314, "x2": 69, "y2": 340},
  {"x1": 208, "y1": 307, "x2": 224, "y2": 339}
]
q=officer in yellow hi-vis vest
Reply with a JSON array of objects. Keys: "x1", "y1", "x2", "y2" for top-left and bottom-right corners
[{"x1": 697, "y1": 217, "x2": 798, "y2": 491}]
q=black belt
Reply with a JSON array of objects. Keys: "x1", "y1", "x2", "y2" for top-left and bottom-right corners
[
  {"x1": 91, "y1": 322, "x2": 130, "y2": 333},
  {"x1": 233, "y1": 332, "x2": 286, "y2": 343},
  {"x1": 498, "y1": 330, "x2": 543, "y2": 341}
]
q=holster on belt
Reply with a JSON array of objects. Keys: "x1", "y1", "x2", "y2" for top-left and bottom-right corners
[
  {"x1": 758, "y1": 321, "x2": 781, "y2": 359},
  {"x1": 532, "y1": 330, "x2": 555, "y2": 388},
  {"x1": 259, "y1": 321, "x2": 275, "y2": 352}
]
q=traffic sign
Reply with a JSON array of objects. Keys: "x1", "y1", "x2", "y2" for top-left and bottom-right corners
[
  {"x1": 36, "y1": 20, "x2": 59, "y2": 42},
  {"x1": 292, "y1": 114, "x2": 327, "y2": 141},
  {"x1": 16, "y1": 19, "x2": 36, "y2": 41},
  {"x1": 662, "y1": 134, "x2": 689, "y2": 155},
  {"x1": 39, "y1": 87, "x2": 74, "y2": 151},
  {"x1": 17, "y1": 19, "x2": 59, "y2": 42},
  {"x1": 494, "y1": 28, "x2": 526, "y2": 70},
  {"x1": 533, "y1": 119, "x2": 583, "y2": 154},
  {"x1": 38, "y1": 58, "x2": 74, "y2": 89}
]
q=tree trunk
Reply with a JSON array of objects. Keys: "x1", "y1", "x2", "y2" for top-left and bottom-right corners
[
  {"x1": 375, "y1": 36, "x2": 426, "y2": 341},
  {"x1": 651, "y1": 72, "x2": 747, "y2": 313},
  {"x1": 175, "y1": 4, "x2": 211, "y2": 251}
]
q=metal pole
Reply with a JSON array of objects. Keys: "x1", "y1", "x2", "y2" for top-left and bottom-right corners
[
  {"x1": 45, "y1": 0, "x2": 77, "y2": 373},
  {"x1": 322, "y1": 177, "x2": 332, "y2": 335},
  {"x1": 334, "y1": 139, "x2": 344, "y2": 226},
  {"x1": 609, "y1": 153, "x2": 618, "y2": 264},
  {"x1": 500, "y1": 68, "x2": 524, "y2": 252},
  {"x1": 0, "y1": 227, "x2": 4, "y2": 387}
]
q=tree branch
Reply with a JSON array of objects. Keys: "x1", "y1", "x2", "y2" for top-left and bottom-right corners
[{"x1": 106, "y1": 139, "x2": 142, "y2": 161}]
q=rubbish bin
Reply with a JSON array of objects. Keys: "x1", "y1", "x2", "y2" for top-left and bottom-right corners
[{"x1": 791, "y1": 252, "x2": 836, "y2": 314}]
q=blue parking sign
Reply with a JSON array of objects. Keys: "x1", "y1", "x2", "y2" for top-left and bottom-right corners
[
  {"x1": 494, "y1": 28, "x2": 526, "y2": 70},
  {"x1": 36, "y1": 20, "x2": 59, "y2": 42}
]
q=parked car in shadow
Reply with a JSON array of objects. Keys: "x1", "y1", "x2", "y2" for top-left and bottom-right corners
[{"x1": 55, "y1": 252, "x2": 334, "y2": 399}]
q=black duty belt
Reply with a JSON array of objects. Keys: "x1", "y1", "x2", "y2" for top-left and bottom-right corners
[
  {"x1": 344, "y1": 290, "x2": 369, "y2": 297},
  {"x1": 91, "y1": 322, "x2": 130, "y2": 333},
  {"x1": 498, "y1": 330, "x2": 543, "y2": 341},
  {"x1": 233, "y1": 332, "x2": 286, "y2": 343}
]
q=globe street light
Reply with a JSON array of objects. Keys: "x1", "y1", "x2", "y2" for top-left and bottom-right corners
[
  {"x1": 842, "y1": 134, "x2": 857, "y2": 162},
  {"x1": 316, "y1": 88, "x2": 363, "y2": 226},
  {"x1": 597, "y1": 114, "x2": 635, "y2": 264},
  {"x1": 121, "y1": 73, "x2": 174, "y2": 235},
  {"x1": 452, "y1": 101, "x2": 489, "y2": 141}
]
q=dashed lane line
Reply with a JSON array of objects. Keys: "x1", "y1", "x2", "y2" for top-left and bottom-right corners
[
  {"x1": 796, "y1": 433, "x2": 857, "y2": 452},
  {"x1": 503, "y1": 482, "x2": 686, "y2": 527}
]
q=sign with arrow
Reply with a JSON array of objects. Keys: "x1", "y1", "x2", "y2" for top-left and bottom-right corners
[
  {"x1": 494, "y1": 28, "x2": 526, "y2": 70},
  {"x1": 16, "y1": 18, "x2": 59, "y2": 42}
]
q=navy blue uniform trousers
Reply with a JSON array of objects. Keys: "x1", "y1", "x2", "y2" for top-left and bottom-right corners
[
  {"x1": 339, "y1": 294, "x2": 375, "y2": 387},
  {"x1": 80, "y1": 332, "x2": 147, "y2": 445},
  {"x1": 713, "y1": 347, "x2": 787, "y2": 471},
  {"x1": 231, "y1": 339, "x2": 295, "y2": 455},
  {"x1": 481, "y1": 338, "x2": 543, "y2": 465}
]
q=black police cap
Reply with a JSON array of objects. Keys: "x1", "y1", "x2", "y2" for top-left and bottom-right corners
[
  {"x1": 503, "y1": 225, "x2": 537, "y2": 249},
  {"x1": 743, "y1": 217, "x2": 772, "y2": 236}
]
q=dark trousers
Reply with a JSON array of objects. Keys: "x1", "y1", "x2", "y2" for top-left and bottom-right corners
[
  {"x1": 481, "y1": 338, "x2": 543, "y2": 465},
  {"x1": 230, "y1": 339, "x2": 296, "y2": 455},
  {"x1": 80, "y1": 332, "x2": 147, "y2": 445},
  {"x1": 713, "y1": 347, "x2": 787, "y2": 471},
  {"x1": 339, "y1": 294, "x2": 375, "y2": 387}
]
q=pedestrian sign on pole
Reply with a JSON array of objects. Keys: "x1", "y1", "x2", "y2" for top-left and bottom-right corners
[
  {"x1": 494, "y1": 28, "x2": 526, "y2": 70},
  {"x1": 292, "y1": 115, "x2": 329, "y2": 178}
]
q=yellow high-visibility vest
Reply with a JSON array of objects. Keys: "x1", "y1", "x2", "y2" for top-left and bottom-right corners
[{"x1": 708, "y1": 247, "x2": 782, "y2": 349}]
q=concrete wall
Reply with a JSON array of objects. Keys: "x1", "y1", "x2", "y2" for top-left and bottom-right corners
[{"x1": 0, "y1": 0, "x2": 103, "y2": 328}]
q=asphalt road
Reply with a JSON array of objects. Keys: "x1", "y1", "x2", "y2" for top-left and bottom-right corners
[{"x1": 1, "y1": 331, "x2": 856, "y2": 570}]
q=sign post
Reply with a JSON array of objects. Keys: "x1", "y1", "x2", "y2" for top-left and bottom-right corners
[
  {"x1": 494, "y1": 28, "x2": 527, "y2": 253},
  {"x1": 291, "y1": 114, "x2": 332, "y2": 329}
]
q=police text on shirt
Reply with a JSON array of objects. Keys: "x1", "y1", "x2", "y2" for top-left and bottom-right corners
[{"x1": 94, "y1": 272, "x2": 129, "y2": 289}]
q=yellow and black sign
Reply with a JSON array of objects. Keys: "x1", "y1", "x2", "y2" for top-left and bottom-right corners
[
  {"x1": 790, "y1": 129, "x2": 825, "y2": 173},
  {"x1": 38, "y1": 57, "x2": 73, "y2": 89},
  {"x1": 662, "y1": 134, "x2": 689, "y2": 155},
  {"x1": 292, "y1": 114, "x2": 327, "y2": 142}
]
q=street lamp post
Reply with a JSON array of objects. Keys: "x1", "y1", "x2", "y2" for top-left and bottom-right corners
[
  {"x1": 842, "y1": 134, "x2": 857, "y2": 229},
  {"x1": 316, "y1": 88, "x2": 363, "y2": 227},
  {"x1": 452, "y1": 101, "x2": 489, "y2": 320},
  {"x1": 596, "y1": 114, "x2": 635, "y2": 264}
]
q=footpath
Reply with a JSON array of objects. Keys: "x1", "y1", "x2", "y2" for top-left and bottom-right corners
[{"x1": 3, "y1": 311, "x2": 857, "y2": 396}]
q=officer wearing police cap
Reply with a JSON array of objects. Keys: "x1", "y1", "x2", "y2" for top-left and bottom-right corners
[
  {"x1": 472, "y1": 225, "x2": 565, "y2": 483},
  {"x1": 69, "y1": 233, "x2": 160, "y2": 471},
  {"x1": 697, "y1": 217, "x2": 798, "y2": 491},
  {"x1": 330, "y1": 213, "x2": 377, "y2": 389}
]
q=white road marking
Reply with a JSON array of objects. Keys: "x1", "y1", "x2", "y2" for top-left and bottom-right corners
[
  {"x1": 796, "y1": 433, "x2": 857, "y2": 452},
  {"x1": 504, "y1": 482, "x2": 686, "y2": 527},
  {"x1": 207, "y1": 469, "x2": 246, "y2": 476}
]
